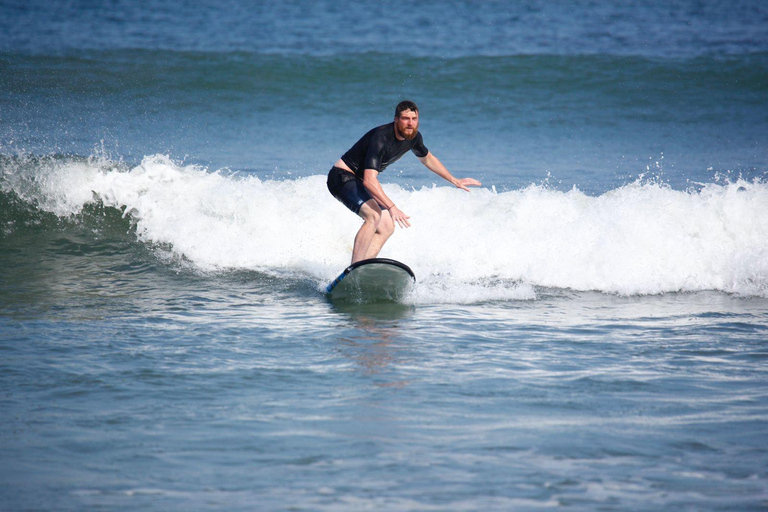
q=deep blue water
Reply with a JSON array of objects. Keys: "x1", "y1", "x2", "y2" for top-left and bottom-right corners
[{"x1": 1, "y1": 1, "x2": 768, "y2": 510}]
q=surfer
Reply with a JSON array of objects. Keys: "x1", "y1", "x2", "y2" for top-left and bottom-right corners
[{"x1": 327, "y1": 100, "x2": 482, "y2": 263}]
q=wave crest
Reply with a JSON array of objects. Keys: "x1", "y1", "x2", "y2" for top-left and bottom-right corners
[{"x1": 2, "y1": 154, "x2": 767, "y2": 298}]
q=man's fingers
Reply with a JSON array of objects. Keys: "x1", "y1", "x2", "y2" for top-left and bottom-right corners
[
  {"x1": 456, "y1": 178, "x2": 482, "y2": 191},
  {"x1": 394, "y1": 214, "x2": 410, "y2": 228}
]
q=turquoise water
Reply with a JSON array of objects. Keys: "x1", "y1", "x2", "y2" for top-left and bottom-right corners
[{"x1": 2, "y1": 1, "x2": 768, "y2": 510}]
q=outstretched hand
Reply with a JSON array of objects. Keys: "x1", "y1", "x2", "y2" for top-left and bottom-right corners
[
  {"x1": 454, "y1": 177, "x2": 482, "y2": 192},
  {"x1": 389, "y1": 206, "x2": 411, "y2": 229}
]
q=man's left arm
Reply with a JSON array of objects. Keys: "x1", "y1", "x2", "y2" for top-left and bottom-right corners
[{"x1": 418, "y1": 152, "x2": 482, "y2": 192}]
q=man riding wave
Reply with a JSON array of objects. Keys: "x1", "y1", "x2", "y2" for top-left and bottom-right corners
[{"x1": 327, "y1": 100, "x2": 482, "y2": 263}]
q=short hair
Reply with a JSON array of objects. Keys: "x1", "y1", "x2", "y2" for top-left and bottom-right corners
[{"x1": 395, "y1": 100, "x2": 419, "y2": 117}]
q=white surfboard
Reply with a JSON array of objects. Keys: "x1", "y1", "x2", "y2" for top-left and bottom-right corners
[{"x1": 326, "y1": 258, "x2": 416, "y2": 302}]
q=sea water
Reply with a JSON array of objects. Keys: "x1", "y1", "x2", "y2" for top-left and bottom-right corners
[{"x1": 1, "y1": 1, "x2": 767, "y2": 510}]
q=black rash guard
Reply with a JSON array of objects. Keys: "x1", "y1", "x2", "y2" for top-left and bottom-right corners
[{"x1": 340, "y1": 123, "x2": 429, "y2": 179}]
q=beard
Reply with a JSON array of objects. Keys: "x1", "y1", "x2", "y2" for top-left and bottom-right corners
[{"x1": 396, "y1": 123, "x2": 419, "y2": 141}]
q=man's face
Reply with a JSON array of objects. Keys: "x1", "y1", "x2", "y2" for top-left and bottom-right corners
[{"x1": 395, "y1": 109, "x2": 419, "y2": 140}]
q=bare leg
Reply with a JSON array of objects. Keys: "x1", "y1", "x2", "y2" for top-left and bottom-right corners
[
  {"x1": 351, "y1": 200, "x2": 382, "y2": 263},
  {"x1": 364, "y1": 208, "x2": 395, "y2": 260}
]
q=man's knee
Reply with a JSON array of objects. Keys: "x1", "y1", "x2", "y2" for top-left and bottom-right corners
[
  {"x1": 379, "y1": 211, "x2": 395, "y2": 236},
  {"x1": 359, "y1": 201, "x2": 382, "y2": 225}
]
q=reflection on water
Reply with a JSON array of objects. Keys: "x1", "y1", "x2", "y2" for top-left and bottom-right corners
[
  {"x1": 329, "y1": 300, "x2": 416, "y2": 386},
  {"x1": 329, "y1": 300, "x2": 415, "y2": 322}
]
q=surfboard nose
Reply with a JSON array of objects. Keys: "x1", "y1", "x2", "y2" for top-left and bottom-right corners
[{"x1": 326, "y1": 258, "x2": 415, "y2": 302}]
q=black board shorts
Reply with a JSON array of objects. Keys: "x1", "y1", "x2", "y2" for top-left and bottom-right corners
[{"x1": 327, "y1": 166, "x2": 373, "y2": 214}]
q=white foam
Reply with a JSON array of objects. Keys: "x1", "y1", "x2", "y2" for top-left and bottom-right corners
[{"x1": 12, "y1": 154, "x2": 768, "y2": 298}]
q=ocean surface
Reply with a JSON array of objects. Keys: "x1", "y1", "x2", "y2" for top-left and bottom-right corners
[{"x1": 2, "y1": 0, "x2": 768, "y2": 510}]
